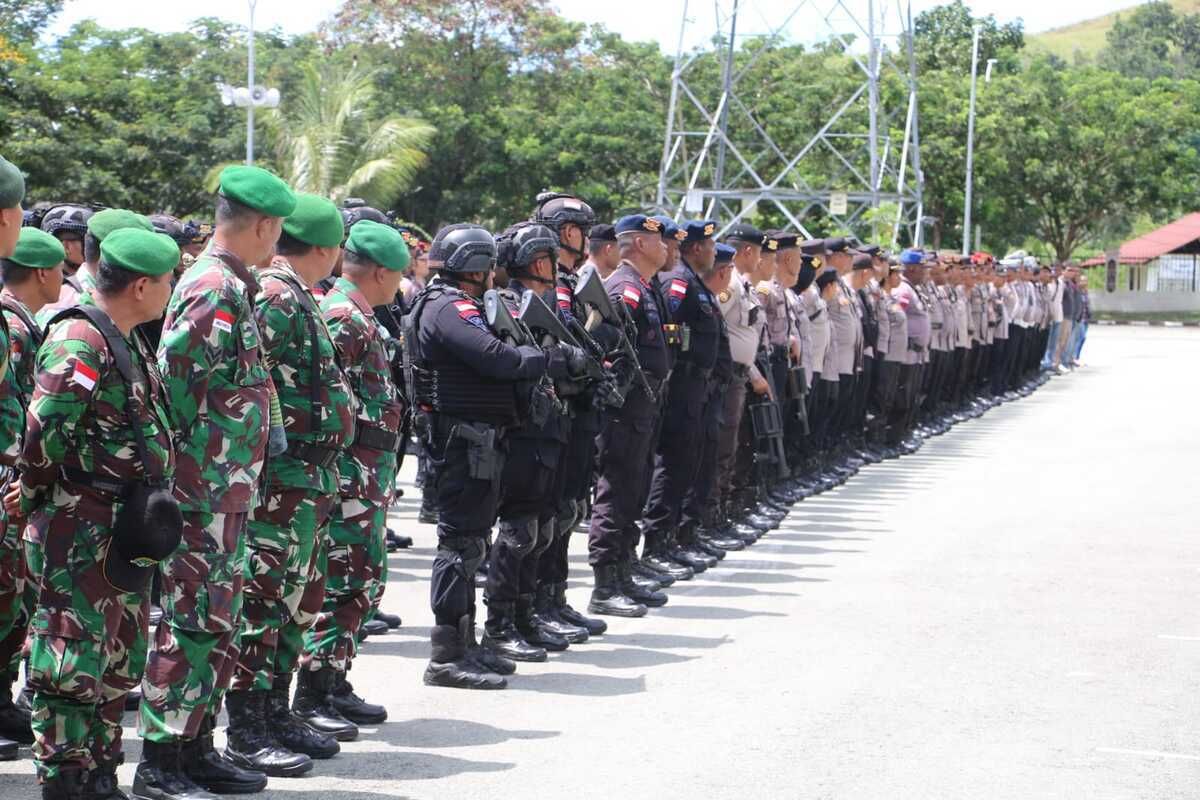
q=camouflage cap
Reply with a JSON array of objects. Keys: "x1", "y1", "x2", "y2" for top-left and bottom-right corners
[
  {"x1": 345, "y1": 219, "x2": 410, "y2": 271},
  {"x1": 100, "y1": 228, "x2": 181, "y2": 277},
  {"x1": 218, "y1": 165, "x2": 297, "y2": 218},
  {"x1": 87, "y1": 208, "x2": 155, "y2": 242},
  {"x1": 0, "y1": 154, "x2": 24, "y2": 209},
  {"x1": 9, "y1": 227, "x2": 65, "y2": 269},
  {"x1": 283, "y1": 193, "x2": 344, "y2": 248}
]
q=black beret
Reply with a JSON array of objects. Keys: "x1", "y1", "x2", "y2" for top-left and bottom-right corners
[
  {"x1": 723, "y1": 223, "x2": 765, "y2": 247},
  {"x1": 815, "y1": 269, "x2": 840, "y2": 290},
  {"x1": 589, "y1": 223, "x2": 616, "y2": 242}
]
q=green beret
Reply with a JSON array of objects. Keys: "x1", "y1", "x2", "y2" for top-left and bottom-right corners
[
  {"x1": 283, "y1": 194, "x2": 343, "y2": 248},
  {"x1": 0, "y1": 155, "x2": 24, "y2": 209},
  {"x1": 218, "y1": 165, "x2": 297, "y2": 218},
  {"x1": 87, "y1": 208, "x2": 154, "y2": 242},
  {"x1": 100, "y1": 229, "x2": 181, "y2": 277},
  {"x1": 345, "y1": 220, "x2": 410, "y2": 271},
  {"x1": 9, "y1": 228, "x2": 65, "y2": 269}
]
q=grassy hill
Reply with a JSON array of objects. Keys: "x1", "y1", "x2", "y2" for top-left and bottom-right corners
[{"x1": 1028, "y1": 0, "x2": 1200, "y2": 61}]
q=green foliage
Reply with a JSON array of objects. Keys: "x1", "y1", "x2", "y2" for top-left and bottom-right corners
[
  {"x1": 910, "y1": 0, "x2": 1025, "y2": 75},
  {"x1": 1099, "y1": 1, "x2": 1200, "y2": 79}
]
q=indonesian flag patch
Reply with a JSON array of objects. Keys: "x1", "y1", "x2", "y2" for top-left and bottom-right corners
[
  {"x1": 622, "y1": 285, "x2": 641, "y2": 309},
  {"x1": 72, "y1": 359, "x2": 98, "y2": 392},
  {"x1": 454, "y1": 300, "x2": 481, "y2": 320},
  {"x1": 556, "y1": 286, "x2": 573, "y2": 311},
  {"x1": 668, "y1": 278, "x2": 687, "y2": 299},
  {"x1": 213, "y1": 309, "x2": 235, "y2": 334}
]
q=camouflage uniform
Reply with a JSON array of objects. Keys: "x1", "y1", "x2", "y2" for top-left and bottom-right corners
[
  {"x1": 232, "y1": 259, "x2": 355, "y2": 692},
  {"x1": 19, "y1": 313, "x2": 174, "y2": 779},
  {"x1": 302, "y1": 276, "x2": 403, "y2": 673},
  {"x1": 140, "y1": 244, "x2": 271, "y2": 743},
  {"x1": 0, "y1": 293, "x2": 41, "y2": 681}
]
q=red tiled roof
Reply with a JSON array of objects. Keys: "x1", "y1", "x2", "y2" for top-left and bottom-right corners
[{"x1": 1112, "y1": 213, "x2": 1200, "y2": 264}]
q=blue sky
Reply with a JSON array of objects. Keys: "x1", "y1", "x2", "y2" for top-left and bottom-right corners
[{"x1": 47, "y1": 0, "x2": 1150, "y2": 51}]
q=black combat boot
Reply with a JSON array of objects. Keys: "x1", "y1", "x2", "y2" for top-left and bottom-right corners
[
  {"x1": 83, "y1": 758, "x2": 126, "y2": 800},
  {"x1": 361, "y1": 618, "x2": 390, "y2": 637},
  {"x1": 180, "y1": 715, "x2": 268, "y2": 795},
  {"x1": 617, "y1": 560, "x2": 667, "y2": 608},
  {"x1": 223, "y1": 690, "x2": 313, "y2": 778},
  {"x1": 385, "y1": 528, "x2": 413, "y2": 550},
  {"x1": 0, "y1": 674, "x2": 32, "y2": 744},
  {"x1": 516, "y1": 593, "x2": 569, "y2": 652},
  {"x1": 423, "y1": 622, "x2": 507, "y2": 690},
  {"x1": 481, "y1": 601, "x2": 547, "y2": 662},
  {"x1": 42, "y1": 765, "x2": 88, "y2": 800},
  {"x1": 327, "y1": 675, "x2": 388, "y2": 726},
  {"x1": 418, "y1": 493, "x2": 438, "y2": 525},
  {"x1": 533, "y1": 584, "x2": 588, "y2": 643},
  {"x1": 587, "y1": 564, "x2": 647, "y2": 618},
  {"x1": 374, "y1": 611, "x2": 402, "y2": 629},
  {"x1": 631, "y1": 558, "x2": 675, "y2": 587},
  {"x1": 462, "y1": 613, "x2": 517, "y2": 676},
  {"x1": 132, "y1": 739, "x2": 221, "y2": 800},
  {"x1": 553, "y1": 582, "x2": 607, "y2": 636},
  {"x1": 266, "y1": 674, "x2": 339, "y2": 759},
  {"x1": 292, "y1": 668, "x2": 360, "y2": 741}
]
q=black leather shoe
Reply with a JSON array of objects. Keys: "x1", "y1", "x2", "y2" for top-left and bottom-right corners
[
  {"x1": 424, "y1": 623, "x2": 506, "y2": 689},
  {"x1": 328, "y1": 677, "x2": 388, "y2": 725},
  {"x1": 617, "y1": 562, "x2": 667, "y2": 607},
  {"x1": 516, "y1": 594, "x2": 570, "y2": 651},
  {"x1": 292, "y1": 669, "x2": 359, "y2": 741},
  {"x1": 223, "y1": 690, "x2": 313, "y2": 778},
  {"x1": 631, "y1": 559, "x2": 674, "y2": 587},
  {"x1": 693, "y1": 537, "x2": 728, "y2": 560},
  {"x1": 667, "y1": 546, "x2": 712, "y2": 572},
  {"x1": 180, "y1": 717, "x2": 269, "y2": 794},
  {"x1": 0, "y1": 680, "x2": 33, "y2": 745},
  {"x1": 698, "y1": 528, "x2": 745, "y2": 551},
  {"x1": 741, "y1": 514, "x2": 775, "y2": 532},
  {"x1": 482, "y1": 602, "x2": 547, "y2": 662},
  {"x1": 385, "y1": 528, "x2": 413, "y2": 550},
  {"x1": 84, "y1": 760, "x2": 126, "y2": 799},
  {"x1": 374, "y1": 611, "x2": 402, "y2": 629},
  {"x1": 134, "y1": 740, "x2": 223, "y2": 800},
  {"x1": 553, "y1": 582, "x2": 607, "y2": 635},
  {"x1": 640, "y1": 553, "x2": 694, "y2": 581},
  {"x1": 362, "y1": 619, "x2": 389, "y2": 637},
  {"x1": 587, "y1": 564, "x2": 647, "y2": 618},
  {"x1": 264, "y1": 676, "x2": 339, "y2": 759},
  {"x1": 533, "y1": 584, "x2": 588, "y2": 643}
]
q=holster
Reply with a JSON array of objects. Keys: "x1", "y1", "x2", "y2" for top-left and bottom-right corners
[{"x1": 452, "y1": 421, "x2": 503, "y2": 482}]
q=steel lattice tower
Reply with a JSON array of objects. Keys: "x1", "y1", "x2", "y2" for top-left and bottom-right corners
[{"x1": 655, "y1": 0, "x2": 926, "y2": 247}]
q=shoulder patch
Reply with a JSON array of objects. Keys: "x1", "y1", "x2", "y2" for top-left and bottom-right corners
[
  {"x1": 668, "y1": 278, "x2": 687, "y2": 299},
  {"x1": 719, "y1": 291, "x2": 730, "y2": 303},
  {"x1": 71, "y1": 359, "x2": 99, "y2": 392},
  {"x1": 213, "y1": 309, "x2": 235, "y2": 333},
  {"x1": 621, "y1": 285, "x2": 641, "y2": 309},
  {"x1": 556, "y1": 285, "x2": 573, "y2": 311}
]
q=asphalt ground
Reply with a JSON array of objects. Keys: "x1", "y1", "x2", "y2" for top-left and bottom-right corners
[{"x1": 3, "y1": 325, "x2": 1199, "y2": 799}]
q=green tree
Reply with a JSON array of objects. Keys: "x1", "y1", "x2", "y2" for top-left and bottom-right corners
[
  {"x1": 909, "y1": 0, "x2": 1025, "y2": 76},
  {"x1": 1100, "y1": 1, "x2": 1200, "y2": 80},
  {"x1": 261, "y1": 62, "x2": 435, "y2": 207}
]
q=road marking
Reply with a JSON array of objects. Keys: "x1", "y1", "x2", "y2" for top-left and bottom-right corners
[
  {"x1": 1157, "y1": 635, "x2": 1200, "y2": 642},
  {"x1": 1097, "y1": 747, "x2": 1200, "y2": 762}
]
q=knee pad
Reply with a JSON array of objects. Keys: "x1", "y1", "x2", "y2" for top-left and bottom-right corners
[
  {"x1": 430, "y1": 536, "x2": 486, "y2": 621},
  {"x1": 496, "y1": 519, "x2": 538, "y2": 559}
]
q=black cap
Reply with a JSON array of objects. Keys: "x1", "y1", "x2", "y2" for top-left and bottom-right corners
[
  {"x1": 815, "y1": 270, "x2": 840, "y2": 290},
  {"x1": 103, "y1": 487, "x2": 183, "y2": 593},
  {"x1": 852, "y1": 252, "x2": 873, "y2": 270},
  {"x1": 800, "y1": 238, "x2": 826, "y2": 257},
  {"x1": 824, "y1": 237, "x2": 851, "y2": 254},
  {"x1": 723, "y1": 223, "x2": 765, "y2": 247},
  {"x1": 860, "y1": 244, "x2": 882, "y2": 257},
  {"x1": 769, "y1": 231, "x2": 799, "y2": 250},
  {"x1": 588, "y1": 223, "x2": 616, "y2": 243}
]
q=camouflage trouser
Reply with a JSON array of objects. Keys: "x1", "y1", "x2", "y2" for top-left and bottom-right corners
[
  {"x1": 232, "y1": 488, "x2": 332, "y2": 692},
  {"x1": 139, "y1": 510, "x2": 246, "y2": 743},
  {"x1": 23, "y1": 511, "x2": 149, "y2": 780},
  {"x1": 0, "y1": 521, "x2": 27, "y2": 682},
  {"x1": 301, "y1": 499, "x2": 386, "y2": 673}
]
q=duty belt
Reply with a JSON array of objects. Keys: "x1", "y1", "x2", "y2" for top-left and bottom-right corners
[
  {"x1": 288, "y1": 443, "x2": 341, "y2": 469},
  {"x1": 355, "y1": 422, "x2": 403, "y2": 453},
  {"x1": 61, "y1": 466, "x2": 173, "y2": 496},
  {"x1": 731, "y1": 362, "x2": 751, "y2": 378}
]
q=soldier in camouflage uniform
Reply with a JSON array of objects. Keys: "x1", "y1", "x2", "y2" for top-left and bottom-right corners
[
  {"x1": 12, "y1": 228, "x2": 178, "y2": 799},
  {"x1": 296, "y1": 220, "x2": 407, "y2": 729},
  {"x1": 222, "y1": 194, "x2": 356, "y2": 775},
  {"x1": 0, "y1": 227, "x2": 66, "y2": 756},
  {"x1": 135, "y1": 166, "x2": 296, "y2": 800}
]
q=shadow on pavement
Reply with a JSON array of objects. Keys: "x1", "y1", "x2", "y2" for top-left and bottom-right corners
[
  {"x1": 509, "y1": 671, "x2": 646, "y2": 697},
  {"x1": 651, "y1": 604, "x2": 787, "y2": 620},
  {"x1": 310, "y1": 751, "x2": 515, "y2": 782},
  {"x1": 665, "y1": 583, "x2": 800, "y2": 599},
  {"x1": 743, "y1": 542, "x2": 866, "y2": 555},
  {"x1": 597, "y1": 632, "x2": 731, "y2": 650},
  {"x1": 374, "y1": 717, "x2": 558, "y2": 749},
  {"x1": 710, "y1": 571, "x2": 824, "y2": 584},
  {"x1": 560, "y1": 646, "x2": 697, "y2": 669}
]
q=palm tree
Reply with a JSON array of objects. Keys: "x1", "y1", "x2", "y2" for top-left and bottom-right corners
[{"x1": 261, "y1": 62, "x2": 435, "y2": 207}]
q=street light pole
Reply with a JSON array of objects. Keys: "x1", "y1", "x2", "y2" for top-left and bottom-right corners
[
  {"x1": 246, "y1": 0, "x2": 257, "y2": 165},
  {"x1": 962, "y1": 23, "x2": 980, "y2": 258}
]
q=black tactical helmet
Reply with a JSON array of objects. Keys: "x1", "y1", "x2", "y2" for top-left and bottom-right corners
[
  {"x1": 40, "y1": 204, "x2": 93, "y2": 237},
  {"x1": 150, "y1": 214, "x2": 189, "y2": 245},
  {"x1": 429, "y1": 224, "x2": 496, "y2": 273},
  {"x1": 532, "y1": 192, "x2": 595, "y2": 233},
  {"x1": 341, "y1": 199, "x2": 390, "y2": 235},
  {"x1": 495, "y1": 222, "x2": 558, "y2": 271}
]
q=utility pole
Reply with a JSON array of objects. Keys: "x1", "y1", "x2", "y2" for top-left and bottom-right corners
[{"x1": 962, "y1": 23, "x2": 981, "y2": 257}]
